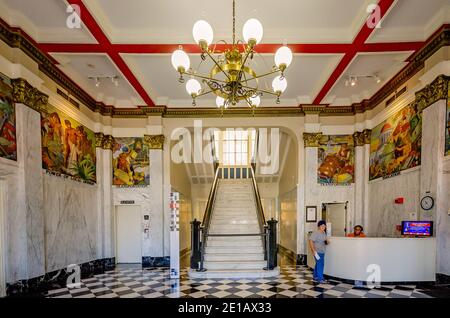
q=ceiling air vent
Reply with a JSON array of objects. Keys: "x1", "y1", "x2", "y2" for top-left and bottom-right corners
[
  {"x1": 386, "y1": 86, "x2": 407, "y2": 107},
  {"x1": 57, "y1": 88, "x2": 80, "y2": 109}
]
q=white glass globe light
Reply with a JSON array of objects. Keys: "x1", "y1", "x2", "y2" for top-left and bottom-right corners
[
  {"x1": 243, "y1": 18, "x2": 263, "y2": 45},
  {"x1": 171, "y1": 49, "x2": 190, "y2": 72},
  {"x1": 275, "y1": 46, "x2": 293, "y2": 68},
  {"x1": 186, "y1": 79, "x2": 201, "y2": 96},
  {"x1": 193, "y1": 20, "x2": 214, "y2": 46},
  {"x1": 249, "y1": 95, "x2": 261, "y2": 107},
  {"x1": 216, "y1": 96, "x2": 229, "y2": 108},
  {"x1": 272, "y1": 76, "x2": 287, "y2": 93}
]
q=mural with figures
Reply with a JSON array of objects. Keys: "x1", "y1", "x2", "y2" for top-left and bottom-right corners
[
  {"x1": 317, "y1": 135, "x2": 355, "y2": 185},
  {"x1": 41, "y1": 104, "x2": 96, "y2": 184},
  {"x1": 446, "y1": 97, "x2": 450, "y2": 156},
  {"x1": 112, "y1": 137, "x2": 150, "y2": 186},
  {"x1": 369, "y1": 103, "x2": 422, "y2": 180},
  {"x1": 0, "y1": 73, "x2": 16, "y2": 161}
]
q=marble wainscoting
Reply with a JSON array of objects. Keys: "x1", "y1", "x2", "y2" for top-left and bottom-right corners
[
  {"x1": 367, "y1": 168, "x2": 421, "y2": 237},
  {"x1": 6, "y1": 257, "x2": 115, "y2": 297},
  {"x1": 43, "y1": 174, "x2": 100, "y2": 273}
]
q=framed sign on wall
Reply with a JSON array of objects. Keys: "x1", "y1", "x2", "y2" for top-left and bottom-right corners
[{"x1": 306, "y1": 206, "x2": 317, "y2": 223}]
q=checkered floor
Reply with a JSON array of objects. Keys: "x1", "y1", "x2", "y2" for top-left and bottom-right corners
[{"x1": 45, "y1": 265, "x2": 439, "y2": 298}]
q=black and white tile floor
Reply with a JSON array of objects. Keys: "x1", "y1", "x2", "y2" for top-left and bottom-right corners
[{"x1": 44, "y1": 265, "x2": 443, "y2": 299}]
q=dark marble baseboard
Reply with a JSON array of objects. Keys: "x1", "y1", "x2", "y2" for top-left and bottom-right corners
[
  {"x1": 6, "y1": 257, "x2": 115, "y2": 297},
  {"x1": 296, "y1": 254, "x2": 307, "y2": 266},
  {"x1": 436, "y1": 273, "x2": 450, "y2": 285},
  {"x1": 277, "y1": 244, "x2": 296, "y2": 262},
  {"x1": 142, "y1": 256, "x2": 170, "y2": 268}
]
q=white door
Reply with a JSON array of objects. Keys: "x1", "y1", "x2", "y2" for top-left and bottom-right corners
[
  {"x1": 325, "y1": 203, "x2": 347, "y2": 237},
  {"x1": 116, "y1": 205, "x2": 142, "y2": 264},
  {"x1": 0, "y1": 181, "x2": 6, "y2": 297}
]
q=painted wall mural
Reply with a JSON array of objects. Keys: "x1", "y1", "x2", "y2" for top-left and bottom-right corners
[
  {"x1": 41, "y1": 104, "x2": 96, "y2": 184},
  {"x1": 0, "y1": 73, "x2": 17, "y2": 161},
  {"x1": 112, "y1": 137, "x2": 150, "y2": 187},
  {"x1": 317, "y1": 135, "x2": 355, "y2": 185},
  {"x1": 446, "y1": 97, "x2": 450, "y2": 156},
  {"x1": 369, "y1": 103, "x2": 422, "y2": 180}
]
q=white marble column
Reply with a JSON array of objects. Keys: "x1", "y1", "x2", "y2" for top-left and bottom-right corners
[
  {"x1": 353, "y1": 144, "x2": 365, "y2": 226},
  {"x1": 15, "y1": 104, "x2": 45, "y2": 279},
  {"x1": 420, "y1": 99, "x2": 448, "y2": 277}
]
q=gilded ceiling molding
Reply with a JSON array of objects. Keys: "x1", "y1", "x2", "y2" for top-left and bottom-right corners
[
  {"x1": 415, "y1": 74, "x2": 449, "y2": 111},
  {"x1": 303, "y1": 132, "x2": 323, "y2": 147},
  {"x1": 144, "y1": 134, "x2": 165, "y2": 150},
  {"x1": 0, "y1": 19, "x2": 449, "y2": 118},
  {"x1": 95, "y1": 132, "x2": 105, "y2": 148},
  {"x1": 11, "y1": 78, "x2": 48, "y2": 112},
  {"x1": 102, "y1": 135, "x2": 115, "y2": 151}
]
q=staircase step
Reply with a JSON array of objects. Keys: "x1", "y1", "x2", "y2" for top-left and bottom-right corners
[
  {"x1": 204, "y1": 253, "x2": 265, "y2": 261},
  {"x1": 207, "y1": 235, "x2": 262, "y2": 242},
  {"x1": 210, "y1": 219, "x2": 259, "y2": 225},
  {"x1": 204, "y1": 260, "x2": 267, "y2": 270},
  {"x1": 189, "y1": 268, "x2": 279, "y2": 279},
  {"x1": 206, "y1": 239, "x2": 263, "y2": 247},
  {"x1": 205, "y1": 246, "x2": 264, "y2": 254}
]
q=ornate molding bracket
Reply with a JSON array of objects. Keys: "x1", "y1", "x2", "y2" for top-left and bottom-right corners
[
  {"x1": 11, "y1": 78, "x2": 48, "y2": 112},
  {"x1": 362, "y1": 129, "x2": 372, "y2": 144},
  {"x1": 144, "y1": 134, "x2": 165, "y2": 150},
  {"x1": 102, "y1": 135, "x2": 115, "y2": 151},
  {"x1": 303, "y1": 132, "x2": 323, "y2": 147},
  {"x1": 353, "y1": 129, "x2": 372, "y2": 146},
  {"x1": 415, "y1": 74, "x2": 449, "y2": 111},
  {"x1": 95, "y1": 132, "x2": 105, "y2": 148}
]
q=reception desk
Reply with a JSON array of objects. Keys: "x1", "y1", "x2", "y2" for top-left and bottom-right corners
[{"x1": 306, "y1": 237, "x2": 436, "y2": 282}]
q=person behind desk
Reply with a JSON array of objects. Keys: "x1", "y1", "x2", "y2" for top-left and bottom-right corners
[
  {"x1": 309, "y1": 220, "x2": 329, "y2": 283},
  {"x1": 347, "y1": 225, "x2": 366, "y2": 237}
]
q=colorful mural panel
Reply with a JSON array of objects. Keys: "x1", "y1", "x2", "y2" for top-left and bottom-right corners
[
  {"x1": 317, "y1": 135, "x2": 355, "y2": 185},
  {"x1": 446, "y1": 97, "x2": 450, "y2": 156},
  {"x1": 41, "y1": 104, "x2": 96, "y2": 183},
  {"x1": 369, "y1": 103, "x2": 422, "y2": 180},
  {"x1": 0, "y1": 73, "x2": 17, "y2": 161},
  {"x1": 112, "y1": 137, "x2": 150, "y2": 187}
]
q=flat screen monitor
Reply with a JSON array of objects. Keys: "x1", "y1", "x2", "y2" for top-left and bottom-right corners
[{"x1": 401, "y1": 221, "x2": 433, "y2": 236}]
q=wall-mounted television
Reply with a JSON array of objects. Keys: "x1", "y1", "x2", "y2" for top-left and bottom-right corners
[{"x1": 401, "y1": 221, "x2": 433, "y2": 236}]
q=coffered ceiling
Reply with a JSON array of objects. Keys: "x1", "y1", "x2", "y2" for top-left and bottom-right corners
[{"x1": 0, "y1": 0, "x2": 449, "y2": 110}]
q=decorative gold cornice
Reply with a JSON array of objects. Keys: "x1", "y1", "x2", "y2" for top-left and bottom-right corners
[
  {"x1": 102, "y1": 135, "x2": 115, "y2": 151},
  {"x1": 415, "y1": 74, "x2": 449, "y2": 111},
  {"x1": 94, "y1": 132, "x2": 105, "y2": 148},
  {"x1": 144, "y1": 134, "x2": 165, "y2": 150},
  {"x1": 303, "y1": 132, "x2": 323, "y2": 147},
  {"x1": 1, "y1": 19, "x2": 449, "y2": 118},
  {"x1": 11, "y1": 78, "x2": 48, "y2": 112}
]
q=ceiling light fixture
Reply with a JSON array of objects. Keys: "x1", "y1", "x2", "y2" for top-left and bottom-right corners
[
  {"x1": 345, "y1": 74, "x2": 382, "y2": 87},
  {"x1": 171, "y1": 0, "x2": 292, "y2": 109},
  {"x1": 88, "y1": 75, "x2": 120, "y2": 88}
]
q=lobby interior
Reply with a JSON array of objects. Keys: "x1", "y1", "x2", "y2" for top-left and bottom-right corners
[{"x1": 0, "y1": 0, "x2": 450, "y2": 299}]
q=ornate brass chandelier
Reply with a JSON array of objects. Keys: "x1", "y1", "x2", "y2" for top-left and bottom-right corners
[{"x1": 170, "y1": 0, "x2": 292, "y2": 109}]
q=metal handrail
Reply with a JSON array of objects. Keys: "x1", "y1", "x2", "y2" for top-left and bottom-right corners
[{"x1": 198, "y1": 165, "x2": 221, "y2": 271}]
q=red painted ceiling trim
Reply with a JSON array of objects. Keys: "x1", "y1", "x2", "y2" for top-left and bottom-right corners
[
  {"x1": 360, "y1": 42, "x2": 423, "y2": 53},
  {"x1": 64, "y1": 0, "x2": 155, "y2": 106},
  {"x1": 312, "y1": 0, "x2": 395, "y2": 104}
]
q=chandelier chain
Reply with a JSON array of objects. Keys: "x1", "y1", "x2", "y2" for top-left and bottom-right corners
[{"x1": 233, "y1": 0, "x2": 236, "y2": 46}]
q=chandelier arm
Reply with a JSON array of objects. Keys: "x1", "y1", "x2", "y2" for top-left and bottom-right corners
[
  {"x1": 241, "y1": 85, "x2": 279, "y2": 96},
  {"x1": 184, "y1": 71, "x2": 228, "y2": 84},
  {"x1": 241, "y1": 69, "x2": 281, "y2": 83},
  {"x1": 205, "y1": 50, "x2": 232, "y2": 81},
  {"x1": 195, "y1": 90, "x2": 213, "y2": 98}
]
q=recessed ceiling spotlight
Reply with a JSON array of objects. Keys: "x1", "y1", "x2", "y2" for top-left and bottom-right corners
[
  {"x1": 350, "y1": 76, "x2": 357, "y2": 87},
  {"x1": 374, "y1": 74, "x2": 381, "y2": 83},
  {"x1": 95, "y1": 77, "x2": 100, "y2": 88}
]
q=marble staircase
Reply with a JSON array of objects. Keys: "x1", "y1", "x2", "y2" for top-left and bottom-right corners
[{"x1": 189, "y1": 179, "x2": 279, "y2": 279}]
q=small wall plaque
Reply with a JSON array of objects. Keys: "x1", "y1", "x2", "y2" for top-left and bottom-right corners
[{"x1": 120, "y1": 200, "x2": 135, "y2": 205}]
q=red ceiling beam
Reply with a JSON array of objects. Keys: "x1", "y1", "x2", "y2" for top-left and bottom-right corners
[
  {"x1": 312, "y1": 0, "x2": 396, "y2": 105},
  {"x1": 65, "y1": 0, "x2": 155, "y2": 106}
]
